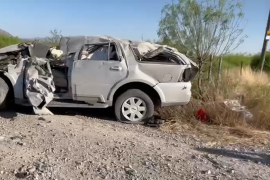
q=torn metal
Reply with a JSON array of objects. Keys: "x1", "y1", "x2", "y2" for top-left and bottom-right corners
[
  {"x1": 25, "y1": 57, "x2": 55, "y2": 115},
  {"x1": 0, "y1": 43, "x2": 60, "y2": 115}
]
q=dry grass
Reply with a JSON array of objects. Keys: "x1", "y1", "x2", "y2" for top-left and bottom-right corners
[
  {"x1": 159, "y1": 67, "x2": 270, "y2": 146},
  {"x1": 160, "y1": 120, "x2": 270, "y2": 146}
]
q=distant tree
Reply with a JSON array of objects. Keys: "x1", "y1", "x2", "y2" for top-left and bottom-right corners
[
  {"x1": 158, "y1": 0, "x2": 247, "y2": 95},
  {"x1": 46, "y1": 29, "x2": 62, "y2": 47},
  {"x1": 144, "y1": 39, "x2": 159, "y2": 44}
]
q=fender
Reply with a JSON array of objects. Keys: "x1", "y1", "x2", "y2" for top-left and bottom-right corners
[
  {"x1": 0, "y1": 71, "x2": 16, "y2": 86},
  {"x1": 107, "y1": 78, "x2": 165, "y2": 106},
  {"x1": 0, "y1": 71, "x2": 24, "y2": 99}
]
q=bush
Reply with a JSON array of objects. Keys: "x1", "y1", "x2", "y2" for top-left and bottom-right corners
[
  {"x1": 160, "y1": 67, "x2": 270, "y2": 129},
  {"x1": 250, "y1": 52, "x2": 270, "y2": 72},
  {"x1": 222, "y1": 54, "x2": 252, "y2": 69},
  {"x1": 0, "y1": 36, "x2": 22, "y2": 48}
]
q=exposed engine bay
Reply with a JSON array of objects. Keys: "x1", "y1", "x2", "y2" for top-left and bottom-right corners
[{"x1": 0, "y1": 42, "x2": 64, "y2": 114}]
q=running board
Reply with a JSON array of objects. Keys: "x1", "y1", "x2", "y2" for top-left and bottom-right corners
[
  {"x1": 15, "y1": 99, "x2": 109, "y2": 108},
  {"x1": 47, "y1": 100, "x2": 109, "y2": 108}
]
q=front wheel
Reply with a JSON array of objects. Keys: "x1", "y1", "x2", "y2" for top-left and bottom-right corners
[
  {"x1": 0, "y1": 77, "x2": 10, "y2": 110},
  {"x1": 114, "y1": 89, "x2": 154, "y2": 123}
]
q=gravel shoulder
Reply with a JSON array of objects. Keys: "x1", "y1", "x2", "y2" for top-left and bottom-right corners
[{"x1": 0, "y1": 108, "x2": 269, "y2": 180}]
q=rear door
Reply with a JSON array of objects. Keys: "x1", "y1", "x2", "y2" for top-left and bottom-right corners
[{"x1": 71, "y1": 42, "x2": 128, "y2": 103}]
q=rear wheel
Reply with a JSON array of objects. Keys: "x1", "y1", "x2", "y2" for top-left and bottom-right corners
[
  {"x1": 0, "y1": 77, "x2": 10, "y2": 110},
  {"x1": 114, "y1": 89, "x2": 154, "y2": 122}
]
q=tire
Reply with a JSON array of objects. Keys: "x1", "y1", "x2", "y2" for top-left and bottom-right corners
[
  {"x1": 0, "y1": 77, "x2": 10, "y2": 110},
  {"x1": 114, "y1": 89, "x2": 154, "y2": 123}
]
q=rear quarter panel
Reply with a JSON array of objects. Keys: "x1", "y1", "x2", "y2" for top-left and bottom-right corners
[
  {"x1": 108, "y1": 62, "x2": 187, "y2": 105},
  {"x1": 137, "y1": 62, "x2": 188, "y2": 83},
  {"x1": 1, "y1": 64, "x2": 25, "y2": 99}
]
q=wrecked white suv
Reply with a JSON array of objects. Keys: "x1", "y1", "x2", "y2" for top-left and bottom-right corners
[{"x1": 0, "y1": 36, "x2": 198, "y2": 122}]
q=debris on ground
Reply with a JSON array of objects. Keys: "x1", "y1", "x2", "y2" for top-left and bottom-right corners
[
  {"x1": 10, "y1": 135, "x2": 26, "y2": 146},
  {"x1": 124, "y1": 166, "x2": 137, "y2": 177},
  {"x1": 121, "y1": 114, "x2": 165, "y2": 127},
  {"x1": 223, "y1": 100, "x2": 253, "y2": 121},
  {"x1": 196, "y1": 99, "x2": 253, "y2": 122},
  {"x1": 14, "y1": 161, "x2": 59, "y2": 180},
  {"x1": 144, "y1": 115, "x2": 165, "y2": 127},
  {"x1": 33, "y1": 107, "x2": 54, "y2": 116},
  {"x1": 196, "y1": 108, "x2": 209, "y2": 123}
]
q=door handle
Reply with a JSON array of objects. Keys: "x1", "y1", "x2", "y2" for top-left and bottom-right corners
[{"x1": 110, "y1": 66, "x2": 122, "y2": 71}]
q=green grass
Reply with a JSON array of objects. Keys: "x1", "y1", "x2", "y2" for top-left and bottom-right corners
[
  {"x1": 250, "y1": 52, "x2": 270, "y2": 72},
  {"x1": 210, "y1": 53, "x2": 270, "y2": 73},
  {"x1": 222, "y1": 54, "x2": 252, "y2": 69},
  {"x1": 0, "y1": 36, "x2": 22, "y2": 48}
]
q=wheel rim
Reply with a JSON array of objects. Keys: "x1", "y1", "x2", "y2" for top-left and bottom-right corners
[{"x1": 121, "y1": 97, "x2": 147, "y2": 121}]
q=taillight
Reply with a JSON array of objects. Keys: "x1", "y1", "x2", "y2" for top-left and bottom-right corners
[
  {"x1": 180, "y1": 67, "x2": 197, "y2": 82},
  {"x1": 182, "y1": 68, "x2": 191, "y2": 82}
]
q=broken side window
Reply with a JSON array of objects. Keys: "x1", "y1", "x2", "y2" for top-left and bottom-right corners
[
  {"x1": 141, "y1": 54, "x2": 179, "y2": 64},
  {"x1": 131, "y1": 46, "x2": 182, "y2": 64},
  {"x1": 79, "y1": 43, "x2": 119, "y2": 61}
]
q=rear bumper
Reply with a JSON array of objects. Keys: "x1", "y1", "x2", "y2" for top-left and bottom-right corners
[{"x1": 153, "y1": 82, "x2": 192, "y2": 107}]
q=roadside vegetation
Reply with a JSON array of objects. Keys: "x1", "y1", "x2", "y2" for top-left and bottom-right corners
[
  {"x1": 159, "y1": 67, "x2": 270, "y2": 145},
  {"x1": 156, "y1": 0, "x2": 270, "y2": 146},
  {"x1": 0, "y1": 35, "x2": 21, "y2": 48},
  {"x1": 0, "y1": 29, "x2": 62, "y2": 49}
]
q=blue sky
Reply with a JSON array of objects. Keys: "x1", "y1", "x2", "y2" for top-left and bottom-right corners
[{"x1": 0, "y1": 0, "x2": 269, "y2": 54}]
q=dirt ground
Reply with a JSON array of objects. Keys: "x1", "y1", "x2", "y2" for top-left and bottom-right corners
[{"x1": 0, "y1": 107, "x2": 269, "y2": 180}]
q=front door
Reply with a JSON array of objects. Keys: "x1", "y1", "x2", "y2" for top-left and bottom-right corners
[{"x1": 71, "y1": 42, "x2": 128, "y2": 103}]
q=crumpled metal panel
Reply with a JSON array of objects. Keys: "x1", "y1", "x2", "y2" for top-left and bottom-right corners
[
  {"x1": 0, "y1": 43, "x2": 56, "y2": 115},
  {"x1": 29, "y1": 42, "x2": 51, "y2": 58},
  {"x1": 0, "y1": 43, "x2": 30, "y2": 54},
  {"x1": 25, "y1": 57, "x2": 55, "y2": 115},
  {"x1": 0, "y1": 44, "x2": 23, "y2": 54}
]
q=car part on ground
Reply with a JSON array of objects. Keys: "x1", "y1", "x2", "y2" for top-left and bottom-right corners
[
  {"x1": 223, "y1": 100, "x2": 253, "y2": 121},
  {"x1": 196, "y1": 99, "x2": 253, "y2": 123}
]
